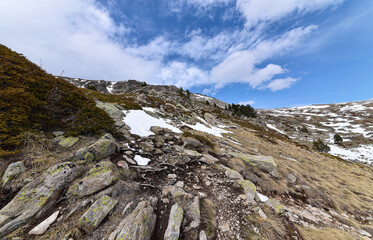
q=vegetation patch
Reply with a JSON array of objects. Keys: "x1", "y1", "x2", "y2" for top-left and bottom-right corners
[
  {"x1": 183, "y1": 131, "x2": 215, "y2": 148},
  {"x1": 0, "y1": 44, "x2": 116, "y2": 156}
]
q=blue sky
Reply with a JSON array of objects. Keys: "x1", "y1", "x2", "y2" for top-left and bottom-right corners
[{"x1": 0, "y1": 0, "x2": 372, "y2": 108}]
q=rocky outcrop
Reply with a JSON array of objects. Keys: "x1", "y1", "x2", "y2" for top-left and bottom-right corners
[
  {"x1": 114, "y1": 200, "x2": 157, "y2": 240},
  {"x1": 0, "y1": 162, "x2": 81, "y2": 237},
  {"x1": 72, "y1": 133, "x2": 119, "y2": 162},
  {"x1": 2, "y1": 161, "x2": 26, "y2": 188},
  {"x1": 164, "y1": 203, "x2": 184, "y2": 240},
  {"x1": 96, "y1": 101, "x2": 126, "y2": 128},
  {"x1": 221, "y1": 164, "x2": 243, "y2": 180},
  {"x1": 67, "y1": 161, "x2": 118, "y2": 198},
  {"x1": 78, "y1": 195, "x2": 118, "y2": 233},
  {"x1": 229, "y1": 152, "x2": 279, "y2": 177}
]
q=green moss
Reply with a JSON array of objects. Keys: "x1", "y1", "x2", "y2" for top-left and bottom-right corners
[{"x1": 0, "y1": 44, "x2": 116, "y2": 156}]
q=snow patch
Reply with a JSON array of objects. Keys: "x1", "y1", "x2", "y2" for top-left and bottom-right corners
[
  {"x1": 134, "y1": 155, "x2": 151, "y2": 166},
  {"x1": 257, "y1": 193, "x2": 269, "y2": 202},
  {"x1": 183, "y1": 122, "x2": 230, "y2": 138},
  {"x1": 123, "y1": 110, "x2": 182, "y2": 137},
  {"x1": 266, "y1": 124, "x2": 286, "y2": 135}
]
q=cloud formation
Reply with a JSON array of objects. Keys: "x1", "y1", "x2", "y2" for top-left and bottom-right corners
[{"x1": 0, "y1": 0, "x2": 344, "y2": 94}]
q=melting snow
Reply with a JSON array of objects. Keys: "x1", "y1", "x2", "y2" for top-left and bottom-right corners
[
  {"x1": 123, "y1": 110, "x2": 182, "y2": 137},
  {"x1": 266, "y1": 124, "x2": 286, "y2": 135},
  {"x1": 107, "y1": 81, "x2": 117, "y2": 94},
  {"x1": 134, "y1": 155, "x2": 151, "y2": 166},
  {"x1": 257, "y1": 193, "x2": 269, "y2": 202},
  {"x1": 183, "y1": 122, "x2": 229, "y2": 138},
  {"x1": 329, "y1": 145, "x2": 373, "y2": 164}
]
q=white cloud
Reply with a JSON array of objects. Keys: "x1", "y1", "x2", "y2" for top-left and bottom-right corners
[
  {"x1": 210, "y1": 26, "x2": 316, "y2": 90},
  {"x1": 238, "y1": 100, "x2": 255, "y2": 105},
  {"x1": 0, "y1": 0, "x2": 161, "y2": 81},
  {"x1": 264, "y1": 77, "x2": 298, "y2": 91},
  {"x1": 236, "y1": 0, "x2": 345, "y2": 28}
]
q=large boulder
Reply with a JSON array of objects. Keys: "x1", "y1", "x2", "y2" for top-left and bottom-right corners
[
  {"x1": 0, "y1": 162, "x2": 81, "y2": 238},
  {"x1": 114, "y1": 201, "x2": 157, "y2": 240},
  {"x1": 228, "y1": 152, "x2": 279, "y2": 177},
  {"x1": 96, "y1": 101, "x2": 126, "y2": 128},
  {"x1": 78, "y1": 195, "x2": 118, "y2": 233},
  {"x1": 67, "y1": 161, "x2": 118, "y2": 198},
  {"x1": 203, "y1": 112, "x2": 218, "y2": 125},
  {"x1": 164, "y1": 203, "x2": 184, "y2": 240},
  {"x1": 73, "y1": 133, "x2": 119, "y2": 162},
  {"x1": 2, "y1": 161, "x2": 26, "y2": 188},
  {"x1": 220, "y1": 164, "x2": 243, "y2": 180}
]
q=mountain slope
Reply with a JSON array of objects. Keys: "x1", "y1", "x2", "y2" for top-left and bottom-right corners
[
  {"x1": 259, "y1": 101, "x2": 373, "y2": 164},
  {"x1": 0, "y1": 46, "x2": 372, "y2": 240}
]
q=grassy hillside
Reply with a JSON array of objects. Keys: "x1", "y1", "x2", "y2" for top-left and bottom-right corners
[{"x1": 0, "y1": 44, "x2": 115, "y2": 157}]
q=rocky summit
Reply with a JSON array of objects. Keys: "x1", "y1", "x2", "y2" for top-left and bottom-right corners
[{"x1": 0, "y1": 45, "x2": 373, "y2": 240}]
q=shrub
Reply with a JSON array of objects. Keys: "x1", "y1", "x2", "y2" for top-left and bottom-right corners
[
  {"x1": 334, "y1": 134, "x2": 343, "y2": 144},
  {"x1": 312, "y1": 139, "x2": 330, "y2": 153},
  {"x1": 227, "y1": 103, "x2": 257, "y2": 118},
  {"x1": 300, "y1": 126, "x2": 309, "y2": 133}
]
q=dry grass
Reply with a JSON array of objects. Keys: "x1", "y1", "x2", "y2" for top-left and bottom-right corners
[
  {"x1": 20, "y1": 131, "x2": 54, "y2": 153},
  {"x1": 226, "y1": 125, "x2": 373, "y2": 216},
  {"x1": 298, "y1": 227, "x2": 354, "y2": 240}
]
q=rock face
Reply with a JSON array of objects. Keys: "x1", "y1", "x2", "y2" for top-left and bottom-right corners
[
  {"x1": 78, "y1": 195, "x2": 118, "y2": 233},
  {"x1": 73, "y1": 133, "x2": 118, "y2": 162},
  {"x1": 0, "y1": 162, "x2": 81, "y2": 237},
  {"x1": 67, "y1": 161, "x2": 118, "y2": 198},
  {"x1": 28, "y1": 211, "x2": 59, "y2": 235},
  {"x1": 164, "y1": 203, "x2": 184, "y2": 240},
  {"x1": 2, "y1": 161, "x2": 26, "y2": 188},
  {"x1": 229, "y1": 152, "x2": 279, "y2": 177},
  {"x1": 114, "y1": 201, "x2": 157, "y2": 240},
  {"x1": 236, "y1": 179, "x2": 257, "y2": 201}
]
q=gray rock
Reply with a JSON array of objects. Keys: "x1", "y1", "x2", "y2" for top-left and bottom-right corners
[
  {"x1": 164, "y1": 203, "x2": 184, "y2": 240},
  {"x1": 115, "y1": 201, "x2": 156, "y2": 240},
  {"x1": 73, "y1": 134, "x2": 118, "y2": 162},
  {"x1": 204, "y1": 112, "x2": 218, "y2": 125},
  {"x1": 2, "y1": 161, "x2": 26, "y2": 188},
  {"x1": 67, "y1": 161, "x2": 118, "y2": 198},
  {"x1": 28, "y1": 211, "x2": 59, "y2": 235},
  {"x1": 184, "y1": 137, "x2": 202, "y2": 149},
  {"x1": 96, "y1": 101, "x2": 126, "y2": 128},
  {"x1": 78, "y1": 195, "x2": 118, "y2": 233},
  {"x1": 220, "y1": 165, "x2": 243, "y2": 180},
  {"x1": 286, "y1": 174, "x2": 297, "y2": 184},
  {"x1": 235, "y1": 179, "x2": 257, "y2": 201},
  {"x1": 265, "y1": 199, "x2": 285, "y2": 214},
  {"x1": 185, "y1": 196, "x2": 201, "y2": 230},
  {"x1": 200, "y1": 154, "x2": 219, "y2": 164},
  {"x1": 58, "y1": 136, "x2": 79, "y2": 148},
  {"x1": 0, "y1": 162, "x2": 81, "y2": 238},
  {"x1": 229, "y1": 152, "x2": 279, "y2": 177}
]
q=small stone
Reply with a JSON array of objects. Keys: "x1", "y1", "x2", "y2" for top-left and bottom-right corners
[
  {"x1": 29, "y1": 211, "x2": 59, "y2": 235},
  {"x1": 219, "y1": 222, "x2": 230, "y2": 232},
  {"x1": 205, "y1": 181, "x2": 212, "y2": 187},
  {"x1": 117, "y1": 161, "x2": 129, "y2": 169},
  {"x1": 201, "y1": 165, "x2": 207, "y2": 170},
  {"x1": 124, "y1": 151, "x2": 133, "y2": 156},
  {"x1": 286, "y1": 174, "x2": 297, "y2": 184},
  {"x1": 239, "y1": 194, "x2": 246, "y2": 200},
  {"x1": 193, "y1": 185, "x2": 202, "y2": 190},
  {"x1": 2, "y1": 161, "x2": 26, "y2": 187},
  {"x1": 52, "y1": 131, "x2": 64, "y2": 137},
  {"x1": 199, "y1": 230, "x2": 208, "y2": 240},
  {"x1": 162, "y1": 198, "x2": 170, "y2": 204},
  {"x1": 175, "y1": 181, "x2": 184, "y2": 188},
  {"x1": 167, "y1": 174, "x2": 177, "y2": 179},
  {"x1": 124, "y1": 156, "x2": 137, "y2": 165}
]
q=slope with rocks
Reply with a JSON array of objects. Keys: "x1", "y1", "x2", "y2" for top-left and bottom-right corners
[
  {"x1": 1, "y1": 46, "x2": 373, "y2": 240},
  {"x1": 259, "y1": 101, "x2": 373, "y2": 164}
]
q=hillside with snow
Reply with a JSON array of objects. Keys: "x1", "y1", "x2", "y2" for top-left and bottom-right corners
[{"x1": 260, "y1": 100, "x2": 373, "y2": 164}]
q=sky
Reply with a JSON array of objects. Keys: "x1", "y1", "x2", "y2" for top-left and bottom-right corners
[{"x1": 0, "y1": 0, "x2": 372, "y2": 108}]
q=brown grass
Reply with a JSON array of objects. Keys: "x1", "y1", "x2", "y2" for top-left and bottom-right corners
[{"x1": 298, "y1": 227, "x2": 354, "y2": 240}]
